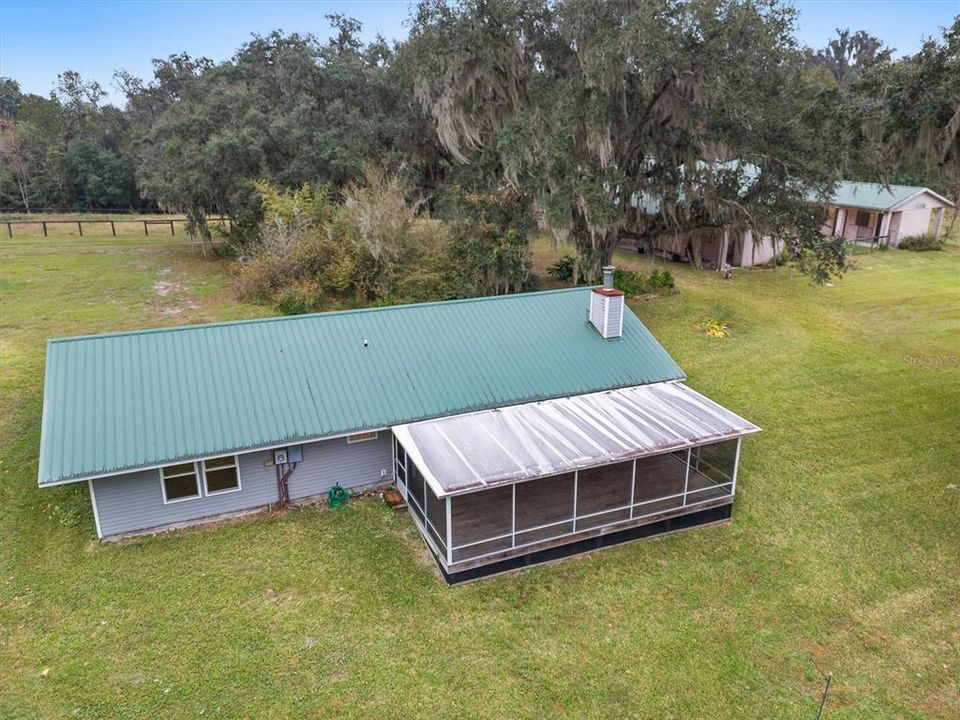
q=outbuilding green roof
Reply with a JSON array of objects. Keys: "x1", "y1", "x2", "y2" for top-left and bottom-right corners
[
  {"x1": 826, "y1": 181, "x2": 952, "y2": 211},
  {"x1": 39, "y1": 288, "x2": 685, "y2": 486}
]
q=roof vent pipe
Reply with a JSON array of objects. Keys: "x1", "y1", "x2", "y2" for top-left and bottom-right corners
[
  {"x1": 602, "y1": 265, "x2": 615, "y2": 289},
  {"x1": 589, "y1": 266, "x2": 624, "y2": 339}
]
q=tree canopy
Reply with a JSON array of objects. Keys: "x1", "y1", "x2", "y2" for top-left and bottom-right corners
[
  {"x1": 402, "y1": 0, "x2": 845, "y2": 278},
  {"x1": 1, "y1": 5, "x2": 957, "y2": 283}
]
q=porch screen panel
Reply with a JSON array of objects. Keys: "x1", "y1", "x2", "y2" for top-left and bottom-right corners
[
  {"x1": 451, "y1": 486, "x2": 512, "y2": 562},
  {"x1": 407, "y1": 461, "x2": 426, "y2": 523},
  {"x1": 515, "y1": 473, "x2": 575, "y2": 545},
  {"x1": 424, "y1": 482, "x2": 447, "y2": 554},
  {"x1": 576, "y1": 461, "x2": 632, "y2": 530},
  {"x1": 688, "y1": 439, "x2": 737, "y2": 503},
  {"x1": 633, "y1": 452, "x2": 688, "y2": 504},
  {"x1": 394, "y1": 437, "x2": 407, "y2": 488}
]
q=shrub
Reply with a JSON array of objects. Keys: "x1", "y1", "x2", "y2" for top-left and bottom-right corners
[
  {"x1": 275, "y1": 288, "x2": 312, "y2": 316},
  {"x1": 613, "y1": 268, "x2": 647, "y2": 297},
  {"x1": 234, "y1": 253, "x2": 290, "y2": 301},
  {"x1": 242, "y1": 175, "x2": 537, "y2": 308},
  {"x1": 613, "y1": 267, "x2": 676, "y2": 297},
  {"x1": 898, "y1": 234, "x2": 942, "y2": 251},
  {"x1": 547, "y1": 255, "x2": 577, "y2": 282},
  {"x1": 291, "y1": 229, "x2": 356, "y2": 296},
  {"x1": 648, "y1": 269, "x2": 675, "y2": 289}
]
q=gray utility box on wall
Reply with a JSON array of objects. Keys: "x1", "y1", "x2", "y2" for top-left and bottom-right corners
[{"x1": 273, "y1": 445, "x2": 304, "y2": 465}]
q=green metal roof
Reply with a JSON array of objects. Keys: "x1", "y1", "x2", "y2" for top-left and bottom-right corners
[
  {"x1": 826, "y1": 181, "x2": 952, "y2": 211},
  {"x1": 39, "y1": 288, "x2": 685, "y2": 486}
]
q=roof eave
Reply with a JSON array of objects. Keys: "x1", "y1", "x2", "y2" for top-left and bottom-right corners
[{"x1": 888, "y1": 188, "x2": 955, "y2": 211}]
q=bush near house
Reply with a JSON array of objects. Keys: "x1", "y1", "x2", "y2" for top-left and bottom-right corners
[
  {"x1": 237, "y1": 171, "x2": 537, "y2": 309},
  {"x1": 234, "y1": 171, "x2": 455, "y2": 309},
  {"x1": 546, "y1": 255, "x2": 581, "y2": 283},
  {"x1": 614, "y1": 267, "x2": 676, "y2": 297},
  {"x1": 545, "y1": 261, "x2": 676, "y2": 296},
  {"x1": 898, "y1": 234, "x2": 943, "y2": 251}
]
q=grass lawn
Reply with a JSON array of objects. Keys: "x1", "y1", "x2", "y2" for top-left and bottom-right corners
[{"x1": 1, "y1": 229, "x2": 958, "y2": 718}]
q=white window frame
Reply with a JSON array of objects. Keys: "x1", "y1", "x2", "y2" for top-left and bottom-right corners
[
  {"x1": 346, "y1": 430, "x2": 379, "y2": 444},
  {"x1": 201, "y1": 455, "x2": 242, "y2": 496},
  {"x1": 160, "y1": 462, "x2": 201, "y2": 504}
]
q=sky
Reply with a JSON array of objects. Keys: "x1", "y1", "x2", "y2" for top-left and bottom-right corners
[{"x1": 1, "y1": 0, "x2": 957, "y2": 106}]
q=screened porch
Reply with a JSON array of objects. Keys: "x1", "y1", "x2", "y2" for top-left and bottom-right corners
[{"x1": 392, "y1": 382, "x2": 760, "y2": 579}]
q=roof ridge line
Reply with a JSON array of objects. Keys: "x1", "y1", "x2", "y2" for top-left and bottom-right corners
[{"x1": 47, "y1": 286, "x2": 592, "y2": 344}]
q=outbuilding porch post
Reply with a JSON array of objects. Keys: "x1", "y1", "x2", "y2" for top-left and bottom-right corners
[
  {"x1": 833, "y1": 207, "x2": 847, "y2": 238},
  {"x1": 879, "y1": 212, "x2": 892, "y2": 245},
  {"x1": 932, "y1": 207, "x2": 945, "y2": 238}
]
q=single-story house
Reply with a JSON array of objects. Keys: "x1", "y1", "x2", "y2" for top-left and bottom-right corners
[
  {"x1": 621, "y1": 178, "x2": 954, "y2": 268},
  {"x1": 39, "y1": 269, "x2": 759, "y2": 583},
  {"x1": 821, "y1": 181, "x2": 952, "y2": 246}
]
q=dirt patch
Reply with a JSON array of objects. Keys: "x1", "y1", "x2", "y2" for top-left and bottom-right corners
[
  {"x1": 151, "y1": 267, "x2": 205, "y2": 317},
  {"x1": 158, "y1": 300, "x2": 200, "y2": 317},
  {"x1": 152, "y1": 280, "x2": 181, "y2": 297}
]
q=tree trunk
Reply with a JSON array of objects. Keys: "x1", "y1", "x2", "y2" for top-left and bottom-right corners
[
  {"x1": 717, "y1": 228, "x2": 729, "y2": 272},
  {"x1": 17, "y1": 180, "x2": 29, "y2": 213},
  {"x1": 570, "y1": 206, "x2": 623, "y2": 282},
  {"x1": 689, "y1": 232, "x2": 703, "y2": 269},
  {"x1": 186, "y1": 207, "x2": 214, "y2": 258}
]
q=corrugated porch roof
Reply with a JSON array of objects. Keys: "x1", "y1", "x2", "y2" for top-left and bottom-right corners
[{"x1": 393, "y1": 382, "x2": 761, "y2": 497}]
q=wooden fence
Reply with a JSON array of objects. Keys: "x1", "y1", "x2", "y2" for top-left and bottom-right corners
[{"x1": 3, "y1": 216, "x2": 232, "y2": 239}]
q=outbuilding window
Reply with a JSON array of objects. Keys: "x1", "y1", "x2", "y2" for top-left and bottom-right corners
[
  {"x1": 855, "y1": 210, "x2": 872, "y2": 227},
  {"x1": 161, "y1": 463, "x2": 200, "y2": 503},
  {"x1": 203, "y1": 456, "x2": 240, "y2": 494}
]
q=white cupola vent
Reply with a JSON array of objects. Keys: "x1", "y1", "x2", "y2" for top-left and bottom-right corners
[{"x1": 589, "y1": 265, "x2": 624, "y2": 339}]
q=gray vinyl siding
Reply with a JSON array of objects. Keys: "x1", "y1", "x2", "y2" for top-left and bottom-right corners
[
  {"x1": 287, "y1": 431, "x2": 393, "y2": 500},
  {"x1": 91, "y1": 432, "x2": 395, "y2": 539}
]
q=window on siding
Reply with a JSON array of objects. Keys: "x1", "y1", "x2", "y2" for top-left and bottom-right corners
[
  {"x1": 347, "y1": 431, "x2": 378, "y2": 444},
  {"x1": 161, "y1": 463, "x2": 200, "y2": 502},
  {"x1": 203, "y1": 455, "x2": 240, "y2": 494},
  {"x1": 855, "y1": 210, "x2": 871, "y2": 227}
]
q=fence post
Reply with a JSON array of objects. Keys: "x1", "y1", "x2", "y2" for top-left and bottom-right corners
[
  {"x1": 110, "y1": 220, "x2": 116, "y2": 237},
  {"x1": 78, "y1": 221, "x2": 83, "y2": 237},
  {"x1": 6, "y1": 222, "x2": 11, "y2": 238},
  {"x1": 170, "y1": 220, "x2": 175, "y2": 236},
  {"x1": 144, "y1": 220, "x2": 149, "y2": 236},
  {"x1": 42, "y1": 221, "x2": 48, "y2": 237}
]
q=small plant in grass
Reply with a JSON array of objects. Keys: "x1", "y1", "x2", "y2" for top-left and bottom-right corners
[
  {"x1": 700, "y1": 303, "x2": 733, "y2": 338},
  {"x1": 898, "y1": 234, "x2": 942, "y2": 251},
  {"x1": 48, "y1": 485, "x2": 93, "y2": 528}
]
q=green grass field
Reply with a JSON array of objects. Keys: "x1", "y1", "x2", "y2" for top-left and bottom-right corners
[{"x1": 1, "y1": 228, "x2": 958, "y2": 718}]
